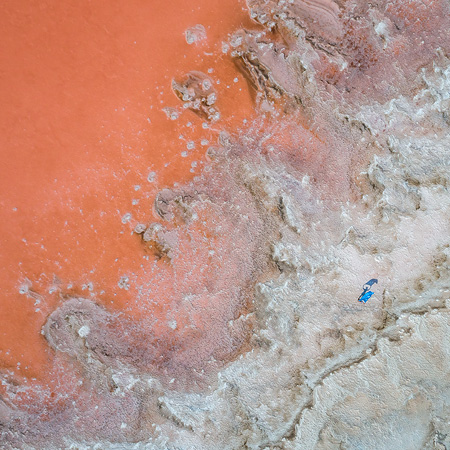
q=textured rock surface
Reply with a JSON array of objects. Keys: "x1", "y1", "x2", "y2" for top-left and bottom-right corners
[{"x1": 1, "y1": 0, "x2": 450, "y2": 448}]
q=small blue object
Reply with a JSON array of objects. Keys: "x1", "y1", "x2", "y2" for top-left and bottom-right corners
[
  {"x1": 357, "y1": 278, "x2": 378, "y2": 303},
  {"x1": 358, "y1": 291, "x2": 374, "y2": 303},
  {"x1": 363, "y1": 278, "x2": 378, "y2": 290}
]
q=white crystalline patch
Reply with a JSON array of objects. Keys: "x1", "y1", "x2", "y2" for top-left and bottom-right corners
[
  {"x1": 162, "y1": 107, "x2": 179, "y2": 120},
  {"x1": 81, "y1": 282, "x2": 94, "y2": 292},
  {"x1": 77, "y1": 325, "x2": 90, "y2": 338},
  {"x1": 118, "y1": 276, "x2": 130, "y2": 290},
  {"x1": 18, "y1": 284, "x2": 29, "y2": 295},
  {"x1": 374, "y1": 21, "x2": 389, "y2": 48},
  {"x1": 229, "y1": 34, "x2": 243, "y2": 48},
  {"x1": 374, "y1": 21, "x2": 387, "y2": 36},
  {"x1": 185, "y1": 24, "x2": 207, "y2": 45},
  {"x1": 18, "y1": 278, "x2": 32, "y2": 295},
  {"x1": 121, "y1": 213, "x2": 132, "y2": 224}
]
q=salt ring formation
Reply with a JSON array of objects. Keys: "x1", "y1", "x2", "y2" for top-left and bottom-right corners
[{"x1": 1, "y1": 0, "x2": 450, "y2": 449}]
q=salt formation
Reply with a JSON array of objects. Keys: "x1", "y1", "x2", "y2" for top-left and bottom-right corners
[
  {"x1": 185, "y1": 24, "x2": 207, "y2": 45},
  {"x1": 172, "y1": 71, "x2": 220, "y2": 121},
  {"x1": 1, "y1": 0, "x2": 450, "y2": 448}
]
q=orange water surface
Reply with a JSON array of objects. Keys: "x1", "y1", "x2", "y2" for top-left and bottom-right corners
[{"x1": 0, "y1": 0, "x2": 256, "y2": 384}]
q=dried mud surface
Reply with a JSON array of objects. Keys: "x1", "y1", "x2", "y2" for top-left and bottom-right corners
[{"x1": 2, "y1": 0, "x2": 450, "y2": 449}]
